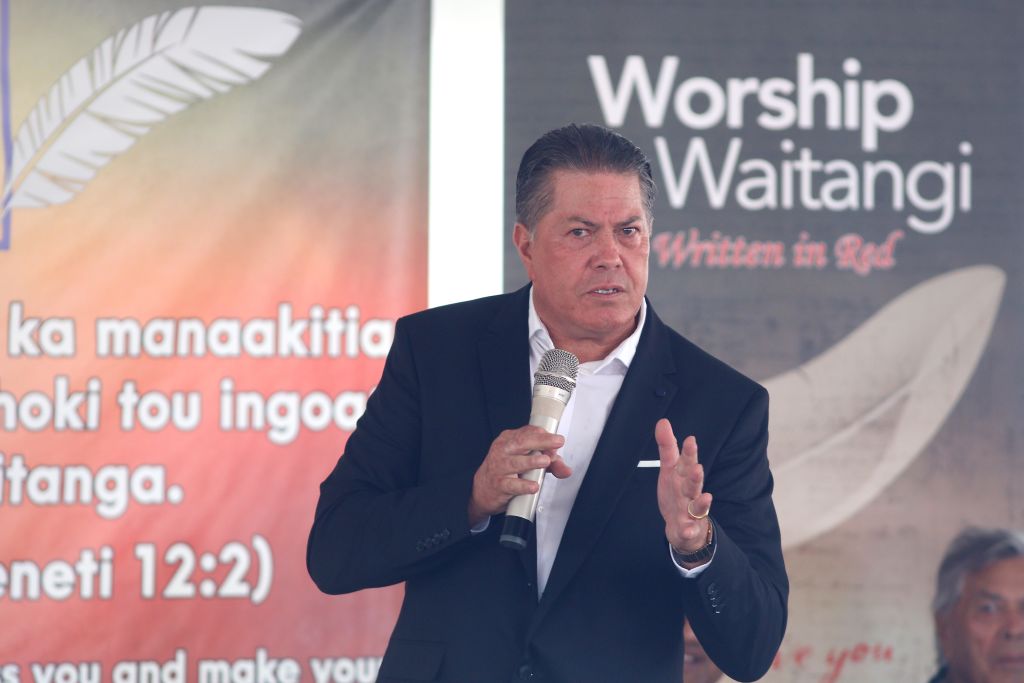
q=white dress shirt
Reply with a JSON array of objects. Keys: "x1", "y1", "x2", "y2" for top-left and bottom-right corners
[
  {"x1": 527, "y1": 289, "x2": 645, "y2": 595},
  {"x1": 473, "y1": 288, "x2": 711, "y2": 596}
]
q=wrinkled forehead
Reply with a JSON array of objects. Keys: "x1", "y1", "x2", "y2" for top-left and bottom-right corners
[
  {"x1": 543, "y1": 169, "x2": 650, "y2": 221},
  {"x1": 962, "y1": 556, "x2": 1024, "y2": 600}
]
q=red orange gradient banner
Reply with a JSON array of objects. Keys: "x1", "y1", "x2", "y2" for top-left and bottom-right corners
[{"x1": 0, "y1": 2, "x2": 427, "y2": 681}]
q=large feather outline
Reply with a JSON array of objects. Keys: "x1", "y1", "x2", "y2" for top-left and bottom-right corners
[
  {"x1": 766, "y1": 266, "x2": 1005, "y2": 549},
  {"x1": 2, "y1": 6, "x2": 301, "y2": 213}
]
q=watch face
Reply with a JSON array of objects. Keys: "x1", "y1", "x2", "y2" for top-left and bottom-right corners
[{"x1": 690, "y1": 547, "x2": 713, "y2": 562}]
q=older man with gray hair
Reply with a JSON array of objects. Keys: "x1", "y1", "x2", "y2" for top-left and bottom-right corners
[{"x1": 928, "y1": 527, "x2": 1024, "y2": 683}]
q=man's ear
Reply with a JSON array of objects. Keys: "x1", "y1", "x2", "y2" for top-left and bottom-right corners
[{"x1": 513, "y1": 223, "x2": 534, "y2": 276}]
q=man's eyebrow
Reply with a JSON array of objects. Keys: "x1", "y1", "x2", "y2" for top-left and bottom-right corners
[
  {"x1": 565, "y1": 215, "x2": 644, "y2": 227},
  {"x1": 975, "y1": 589, "x2": 1007, "y2": 601},
  {"x1": 567, "y1": 216, "x2": 597, "y2": 227}
]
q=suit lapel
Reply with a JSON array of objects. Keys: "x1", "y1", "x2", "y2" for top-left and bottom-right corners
[
  {"x1": 529, "y1": 306, "x2": 678, "y2": 629},
  {"x1": 477, "y1": 286, "x2": 538, "y2": 583},
  {"x1": 478, "y1": 288, "x2": 532, "y2": 436}
]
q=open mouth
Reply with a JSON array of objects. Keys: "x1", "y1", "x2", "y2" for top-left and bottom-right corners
[{"x1": 590, "y1": 287, "x2": 623, "y2": 295}]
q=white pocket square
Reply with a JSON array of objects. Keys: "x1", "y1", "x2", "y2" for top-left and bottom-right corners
[{"x1": 636, "y1": 460, "x2": 661, "y2": 468}]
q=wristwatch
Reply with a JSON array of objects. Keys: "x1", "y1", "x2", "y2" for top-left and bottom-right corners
[{"x1": 671, "y1": 520, "x2": 715, "y2": 565}]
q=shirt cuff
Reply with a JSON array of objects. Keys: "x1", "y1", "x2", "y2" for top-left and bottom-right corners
[{"x1": 470, "y1": 516, "x2": 491, "y2": 534}]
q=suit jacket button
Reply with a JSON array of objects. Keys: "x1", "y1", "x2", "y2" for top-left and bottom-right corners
[
  {"x1": 415, "y1": 541, "x2": 425, "y2": 552},
  {"x1": 518, "y1": 664, "x2": 535, "y2": 679},
  {"x1": 706, "y1": 583, "x2": 719, "y2": 597}
]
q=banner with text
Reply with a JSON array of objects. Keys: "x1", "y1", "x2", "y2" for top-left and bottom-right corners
[
  {"x1": 505, "y1": 2, "x2": 1022, "y2": 681},
  {"x1": 0, "y1": 1, "x2": 425, "y2": 681}
]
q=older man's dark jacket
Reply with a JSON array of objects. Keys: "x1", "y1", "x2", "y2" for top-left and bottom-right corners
[{"x1": 307, "y1": 286, "x2": 788, "y2": 682}]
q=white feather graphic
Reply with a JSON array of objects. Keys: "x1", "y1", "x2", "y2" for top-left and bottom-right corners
[
  {"x1": 766, "y1": 266, "x2": 1005, "y2": 548},
  {"x1": 3, "y1": 6, "x2": 302, "y2": 212}
]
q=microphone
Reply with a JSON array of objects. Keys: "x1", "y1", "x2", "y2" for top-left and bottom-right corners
[{"x1": 500, "y1": 348, "x2": 579, "y2": 550}]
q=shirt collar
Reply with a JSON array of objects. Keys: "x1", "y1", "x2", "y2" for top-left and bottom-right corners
[{"x1": 528, "y1": 286, "x2": 646, "y2": 374}]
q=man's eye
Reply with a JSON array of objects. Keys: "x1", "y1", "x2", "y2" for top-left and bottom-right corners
[
  {"x1": 975, "y1": 601, "x2": 1001, "y2": 615},
  {"x1": 569, "y1": 228, "x2": 588, "y2": 237},
  {"x1": 622, "y1": 226, "x2": 640, "y2": 236}
]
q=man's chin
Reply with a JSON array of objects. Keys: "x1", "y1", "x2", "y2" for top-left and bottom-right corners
[
  {"x1": 580, "y1": 300, "x2": 640, "y2": 326},
  {"x1": 991, "y1": 656, "x2": 1024, "y2": 677},
  {"x1": 580, "y1": 317, "x2": 638, "y2": 343}
]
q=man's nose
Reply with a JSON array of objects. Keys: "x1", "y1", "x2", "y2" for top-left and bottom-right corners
[
  {"x1": 591, "y1": 229, "x2": 622, "y2": 268},
  {"x1": 1003, "y1": 606, "x2": 1024, "y2": 639}
]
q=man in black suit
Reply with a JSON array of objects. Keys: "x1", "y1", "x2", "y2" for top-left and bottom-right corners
[{"x1": 308, "y1": 124, "x2": 788, "y2": 682}]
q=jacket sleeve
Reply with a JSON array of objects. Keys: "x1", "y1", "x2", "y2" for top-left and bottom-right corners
[
  {"x1": 306, "y1": 317, "x2": 480, "y2": 594},
  {"x1": 683, "y1": 386, "x2": 789, "y2": 682}
]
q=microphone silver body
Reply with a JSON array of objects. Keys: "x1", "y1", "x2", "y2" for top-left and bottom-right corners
[
  {"x1": 500, "y1": 350, "x2": 578, "y2": 550},
  {"x1": 504, "y1": 384, "x2": 572, "y2": 522}
]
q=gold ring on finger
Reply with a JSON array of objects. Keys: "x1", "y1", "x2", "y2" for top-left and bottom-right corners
[{"x1": 686, "y1": 500, "x2": 709, "y2": 520}]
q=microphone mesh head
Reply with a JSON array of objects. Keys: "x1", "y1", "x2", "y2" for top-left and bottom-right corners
[{"x1": 534, "y1": 348, "x2": 579, "y2": 392}]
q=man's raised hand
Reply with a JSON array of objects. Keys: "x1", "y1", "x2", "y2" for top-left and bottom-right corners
[{"x1": 655, "y1": 418, "x2": 712, "y2": 561}]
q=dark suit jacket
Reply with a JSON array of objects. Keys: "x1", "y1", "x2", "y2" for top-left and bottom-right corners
[{"x1": 307, "y1": 286, "x2": 788, "y2": 683}]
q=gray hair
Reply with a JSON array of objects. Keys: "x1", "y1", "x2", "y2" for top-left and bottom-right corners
[
  {"x1": 932, "y1": 527, "x2": 1024, "y2": 666},
  {"x1": 933, "y1": 526, "x2": 1024, "y2": 615},
  {"x1": 514, "y1": 123, "x2": 656, "y2": 232}
]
